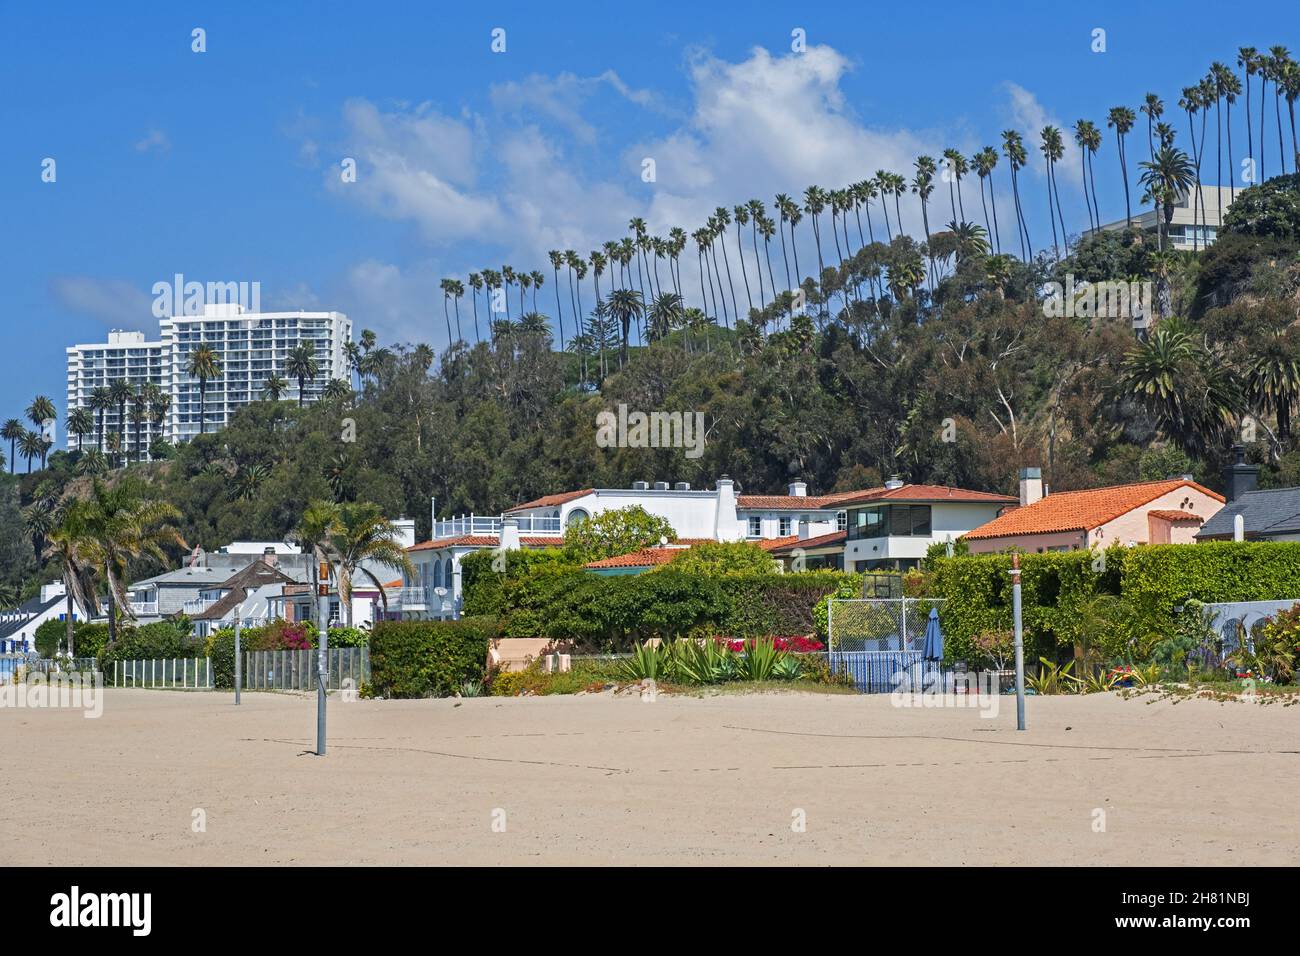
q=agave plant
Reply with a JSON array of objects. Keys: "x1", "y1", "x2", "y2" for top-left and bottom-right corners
[
  {"x1": 665, "y1": 638, "x2": 738, "y2": 684},
  {"x1": 1025, "y1": 658, "x2": 1076, "y2": 695},
  {"x1": 458, "y1": 679, "x2": 483, "y2": 698},
  {"x1": 736, "y1": 638, "x2": 784, "y2": 681},
  {"x1": 619, "y1": 641, "x2": 665, "y2": 681},
  {"x1": 771, "y1": 656, "x2": 802, "y2": 681}
]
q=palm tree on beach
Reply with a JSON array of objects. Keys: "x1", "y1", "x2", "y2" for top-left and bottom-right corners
[{"x1": 328, "y1": 502, "x2": 414, "y2": 627}]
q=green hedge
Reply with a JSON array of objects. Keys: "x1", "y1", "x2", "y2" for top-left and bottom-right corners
[
  {"x1": 368, "y1": 616, "x2": 497, "y2": 698},
  {"x1": 34, "y1": 617, "x2": 109, "y2": 658},
  {"x1": 99, "y1": 620, "x2": 202, "y2": 671},
  {"x1": 931, "y1": 542, "x2": 1300, "y2": 666},
  {"x1": 483, "y1": 564, "x2": 853, "y2": 651},
  {"x1": 460, "y1": 548, "x2": 575, "y2": 617}
]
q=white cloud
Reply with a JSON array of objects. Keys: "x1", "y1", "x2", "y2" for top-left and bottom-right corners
[
  {"x1": 49, "y1": 276, "x2": 153, "y2": 328},
  {"x1": 134, "y1": 129, "x2": 171, "y2": 153},
  {"x1": 1004, "y1": 81, "x2": 1083, "y2": 186}
]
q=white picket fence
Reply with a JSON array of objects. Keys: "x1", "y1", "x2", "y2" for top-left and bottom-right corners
[{"x1": 114, "y1": 658, "x2": 212, "y2": 689}]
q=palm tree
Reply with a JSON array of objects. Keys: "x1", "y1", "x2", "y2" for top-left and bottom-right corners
[
  {"x1": 1268, "y1": 47, "x2": 1291, "y2": 174},
  {"x1": 873, "y1": 172, "x2": 894, "y2": 242},
  {"x1": 450, "y1": 278, "x2": 467, "y2": 344},
  {"x1": 322, "y1": 379, "x2": 352, "y2": 403},
  {"x1": 1221, "y1": 68, "x2": 1242, "y2": 202},
  {"x1": 972, "y1": 148, "x2": 1000, "y2": 253},
  {"x1": 77, "y1": 478, "x2": 185, "y2": 644},
  {"x1": 328, "y1": 502, "x2": 415, "y2": 627},
  {"x1": 149, "y1": 391, "x2": 170, "y2": 452},
  {"x1": 75, "y1": 449, "x2": 108, "y2": 477},
  {"x1": 184, "y1": 345, "x2": 222, "y2": 435},
  {"x1": 802, "y1": 187, "x2": 828, "y2": 291},
  {"x1": 294, "y1": 499, "x2": 341, "y2": 626},
  {"x1": 1040, "y1": 127, "x2": 1068, "y2": 257},
  {"x1": 128, "y1": 391, "x2": 148, "y2": 464},
  {"x1": 501, "y1": 265, "x2": 517, "y2": 323},
  {"x1": 18, "y1": 429, "x2": 41, "y2": 473},
  {"x1": 26, "y1": 395, "x2": 56, "y2": 467},
  {"x1": 1, "y1": 419, "x2": 23, "y2": 473},
  {"x1": 1247, "y1": 331, "x2": 1300, "y2": 445},
  {"x1": 1180, "y1": 86, "x2": 1206, "y2": 249},
  {"x1": 262, "y1": 374, "x2": 289, "y2": 401},
  {"x1": 912, "y1": 156, "x2": 938, "y2": 288},
  {"x1": 1240, "y1": 47, "x2": 1259, "y2": 181},
  {"x1": 468, "y1": 272, "x2": 484, "y2": 344},
  {"x1": 1141, "y1": 93, "x2": 1164, "y2": 162},
  {"x1": 774, "y1": 193, "x2": 795, "y2": 291},
  {"x1": 648, "y1": 291, "x2": 685, "y2": 343},
  {"x1": 285, "y1": 341, "x2": 319, "y2": 408},
  {"x1": 732, "y1": 204, "x2": 754, "y2": 314},
  {"x1": 439, "y1": 278, "x2": 457, "y2": 346},
  {"x1": 1107, "y1": 106, "x2": 1137, "y2": 227},
  {"x1": 1074, "y1": 120, "x2": 1103, "y2": 234},
  {"x1": 68, "y1": 407, "x2": 93, "y2": 453},
  {"x1": 1001, "y1": 130, "x2": 1032, "y2": 260},
  {"x1": 1276, "y1": 48, "x2": 1299, "y2": 173},
  {"x1": 1139, "y1": 146, "x2": 1196, "y2": 252},
  {"x1": 234, "y1": 463, "x2": 272, "y2": 502},
  {"x1": 946, "y1": 220, "x2": 990, "y2": 264},
  {"x1": 45, "y1": 500, "x2": 99, "y2": 656},
  {"x1": 547, "y1": 250, "x2": 566, "y2": 350},
  {"x1": 104, "y1": 431, "x2": 123, "y2": 469},
  {"x1": 606, "y1": 288, "x2": 644, "y2": 368}
]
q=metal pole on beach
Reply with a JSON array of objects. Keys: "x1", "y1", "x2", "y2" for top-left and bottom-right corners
[
  {"x1": 234, "y1": 608, "x2": 242, "y2": 706},
  {"x1": 316, "y1": 561, "x2": 330, "y2": 756},
  {"x1": 1011, "y1": 553, "x2": 1026, "y2": 731}
]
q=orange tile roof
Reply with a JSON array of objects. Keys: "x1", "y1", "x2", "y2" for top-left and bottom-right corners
[
  {"x1": 963, "y1": 480, "x2": 1224, "y2": 540},
  {"x1": 407, "y1": 535, "x2": 561, "y2": 551},
  {"x1": 768, "y1": 530, "x2": 847, "y2": 553},
  {"x1": 504, "y1": 489, "x2": 594, "y2": 513},
  {"x1": 756, "y1": 535, "x2": 799, "y2": 551},
  {"x1": 832, "y1": 484, "x2": 1019, "y2": 506},
  {"x1": 1147, "y1": 509, "x2": 1204, "y2": 522},
  {"x1": 585, "y1": 547, "x2": 686, "y2": 569}
]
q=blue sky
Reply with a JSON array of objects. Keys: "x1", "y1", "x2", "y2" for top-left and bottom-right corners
[{"x1": 2, "y1": 0, "x2": 1295, "y2": 422}]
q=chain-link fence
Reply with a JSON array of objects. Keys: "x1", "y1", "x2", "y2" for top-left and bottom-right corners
[{"x1": 827, "y1": 598, "x2": 945, "y2": 653}]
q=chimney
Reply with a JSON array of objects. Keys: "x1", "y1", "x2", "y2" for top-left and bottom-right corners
[
  {"x1": 500, "y1": 516, "x2": 521, "y2": 552},
  {"x1": 1223, "y1": 445, "x2": 1259, "y2": 502},
  {"x1": 1019, "y1": 467, "x2": 1043, "y2": 507},
  {"x1": 788, "y1": 480, "x2": 807, "y2": 496},
  {"x1": 714, "y1": 476, "x2": 741, "y2": 542},
  {"x1": 262, "y1": 546, "x2": 278, "y2": 568},
  {"x1": 391, "y1": 517, "x2": 416, "y2": 550},
  {"x1": 885, "y1": 475, "x2": 904, "y2": 490},
  {"x1": 797, "y1": 518, "x2": 810, "y2": 541}
]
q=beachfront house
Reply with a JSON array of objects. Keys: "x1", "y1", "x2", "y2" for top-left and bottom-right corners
[{"x1": 964, "y1": 469, "x2": 1225, "y2": 553}]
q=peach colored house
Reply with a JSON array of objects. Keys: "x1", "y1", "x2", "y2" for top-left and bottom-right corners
[{"x1": 963, "y1": 471, "x2": 1225, "y2": 554}]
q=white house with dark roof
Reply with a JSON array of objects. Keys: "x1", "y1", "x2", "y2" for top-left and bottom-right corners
[
  {"x1": 0, "y1": 583, "x2": 90, "y2": 654},
  {"x1": 400, "y1": 476, "x2": 1012, "y2": 617}
]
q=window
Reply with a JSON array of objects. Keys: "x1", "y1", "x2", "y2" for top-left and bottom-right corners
[
  {"x1": 848, "y1": 504, "x2": 931, "y2": 538},
  {"x1": 747, "y1": 516, "x2": 762, "y2": 538},
  {"x1": 779, "y1": 517, "x2": 791, "y2": 536}
]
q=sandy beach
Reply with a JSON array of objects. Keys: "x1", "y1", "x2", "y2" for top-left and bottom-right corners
[{"x1": 2, "y1": 687, "x2": 1298, "y2": 866}]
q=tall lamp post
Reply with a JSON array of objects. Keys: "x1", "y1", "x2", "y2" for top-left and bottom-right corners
[{"x1": 1011, "y1": 553, "x2": 1026, "y2": 731}]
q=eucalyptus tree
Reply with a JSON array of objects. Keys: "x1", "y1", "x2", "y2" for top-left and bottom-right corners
[{"x1": 1107, "y1": 106, "x2": 1137, "y2": 227}]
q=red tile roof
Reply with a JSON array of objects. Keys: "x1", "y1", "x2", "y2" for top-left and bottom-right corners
[
  {"x1": 767, "y1": 530, "x2": 848, "y2": 553},
  {"x1": 832, "y1": 484, "x2": 1019, "y2": 506},
  {"x1": 585, "y1": 547, "x2": 686, "y2": 569},
  {"x1": 1147, "y1": 509, "x2": 1205, "y2": 522},
  {"x1": 964, "y1": 480, "x2": 1224, "y2": 540},
  {"x1": 407, "y1": 535, "x2": 561, "y2": 551},
  {"x1": 503, "y1": 489, "x2": 594, "y2": 513},
  {"x1": 756, "y1": 535, "x2": 799, "y2": 551}
]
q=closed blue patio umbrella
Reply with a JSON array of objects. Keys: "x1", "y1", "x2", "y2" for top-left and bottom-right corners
[{"x1": 922, "y1": 607, "x2": 944, "y2": 662}]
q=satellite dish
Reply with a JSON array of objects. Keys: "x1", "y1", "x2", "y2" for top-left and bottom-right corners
[
  {"x1": 659, "y1": 536, "x2": 668, "y2": 547},
  {"x1": 434, "y1": 586, "x2": 448, "y2": 597}
]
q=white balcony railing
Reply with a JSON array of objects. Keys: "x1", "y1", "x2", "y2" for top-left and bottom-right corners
[
  {"x1": 182, "y1": 598, "x2": 215, "y2": 615},
  {"x1": 129, "y1": 601, "x2": 159, "y2": 616},
  {"x1": 432, "y1": 514, "x2": 563, "y2": 539},
  {"x1": 396, "y1": 587, "x2": 428, "y2": 609}
]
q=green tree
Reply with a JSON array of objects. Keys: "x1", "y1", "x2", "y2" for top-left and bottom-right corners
[
  {"x1": 286, "y1": 341, "x2": 319, "y2": 408},
  {"x1": 327, "y1": 502, "x2": 414, "y2": 627},
  {"x1": 185, "y1": 345, "x2": 222, "y2": 435},
  {"x1": 563, "y1": 505, "x2": 678, "y2": 563}
]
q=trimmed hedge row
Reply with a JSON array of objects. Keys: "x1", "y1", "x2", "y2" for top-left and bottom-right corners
[
  {"x1": 473, "y1": 563, "x2": 852, "y2": 651},
  {"x1": 368, "y1": 616, "x2": 497, "y2": 698},
  {"x1": 930, "y1": 541, "x2": 1300, "y2": 665}
]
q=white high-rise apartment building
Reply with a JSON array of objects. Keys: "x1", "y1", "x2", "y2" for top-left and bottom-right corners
[{"x1": 66, "y1": 305, "x2": 352, "y2": 457}]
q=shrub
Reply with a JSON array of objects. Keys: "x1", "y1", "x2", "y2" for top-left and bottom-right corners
[
  {"x1": 75, "y1": 623, "x2": 110, "y2": 659},
  {"x1": 562, "y1": 506, "x2": 676, "y2": 563},
  {"x1": 35, "y1": 618, "x2": 73, "y2": 657},
  {"x1": 100, "y1": 620, "x2": 200, "y2": 671},
  {"x1": 460, "y1": 548, "x2": 575, "y2": 618},
  {"x1": 327, "y1": 626, "x2": 368, "y2": 648},
  {"x1": 205, "y1": 628, "x2": 238, "y2": 689},
  {"x1": 662, "y1": 541, "x2": 778, "y2": 575},
  {"x1": 369, "y1": 616, "x2": 496, "y2": 698}
]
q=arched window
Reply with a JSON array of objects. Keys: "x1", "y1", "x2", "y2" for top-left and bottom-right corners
[
  {"x1": 566, "y1": 507, "x2": 590, "y2": 527},
  {"x1": 432, "y1": 558, "x2": 443, "y2": 589},
  {"x1": 444, "y1": 558, "x2": 454, "y2": 590}
]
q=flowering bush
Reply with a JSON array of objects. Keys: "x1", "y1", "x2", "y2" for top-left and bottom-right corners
[{"x1": 715, "y1": 635, "x2": 824, "y2": 653}]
